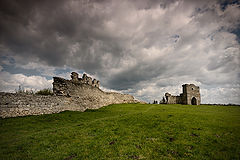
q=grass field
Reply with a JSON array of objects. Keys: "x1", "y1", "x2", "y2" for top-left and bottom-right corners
[{"x1": 0, "y1": 104, "x2": 240, "y2": 160}]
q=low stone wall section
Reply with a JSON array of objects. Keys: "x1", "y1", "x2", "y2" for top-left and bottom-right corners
[
  {"x1": 0, "y1": 86, "x2": 138, "y2": 118},
  {"x1": 0, "y1": 93, "x2": 66, "y2": 118},
  {"x1": 0, "y1": 73, "x2": 140, "y2": 118}
]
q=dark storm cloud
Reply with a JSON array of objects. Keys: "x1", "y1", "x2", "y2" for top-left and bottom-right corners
[
  {"x1": 0, "y1": 0, "x2": 68, "y2": 65},
  {"x1": 0, "y1": 0, "x2": 178, "y2": 70},
  {"x1": 107, "y1": 61, "x2": 168, "y2": 90},
  {"x1": 0, "y1": 0, "x2": 122, "y2": 68},
  {"x1": 0, "y1": 0, "x2": 239, "y2": 104}
]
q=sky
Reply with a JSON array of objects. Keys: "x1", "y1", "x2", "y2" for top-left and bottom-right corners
[{"x1": 0, "y1": 0, "x2": 239, "y2": 104}]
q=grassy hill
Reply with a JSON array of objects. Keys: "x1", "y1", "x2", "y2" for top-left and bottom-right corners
[{"x1": 0, "y1": 104, "x2": 240, "y2": 159}]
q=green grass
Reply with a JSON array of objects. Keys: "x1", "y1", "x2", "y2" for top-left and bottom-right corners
[{"x1": 0, "y1": 104, "x2": 240, "y2": 160}]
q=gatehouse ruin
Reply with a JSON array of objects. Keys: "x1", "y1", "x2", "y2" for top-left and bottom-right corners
[{"x1": 165, "y1": 84, "x2": 201, "y2": 105}]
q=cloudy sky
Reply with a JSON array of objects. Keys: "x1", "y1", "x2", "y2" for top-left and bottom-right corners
[{"x1": 0, "y1": 0, "x2": 239, "y2": 104}]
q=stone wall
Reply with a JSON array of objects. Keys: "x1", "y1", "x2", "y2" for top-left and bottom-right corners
[
  {"x1": 165, "y1": 93, "x2": 182, "y2": 104},
  {"x1": 0, "y1": 89, "x2": 137, "y2": 118},
  {"x1": 0, "y1": 93, "x2": 66, "y2": 118},
  {"x1": 0, "y1": 73, "x2": 139, "y2": 118}
]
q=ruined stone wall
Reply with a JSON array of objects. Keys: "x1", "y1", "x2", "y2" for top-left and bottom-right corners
[
  {"x1": 165, "y1": 94, "x2": 181, "y2": 104},
  {"x1": 0, "y1": 93, "x2": 67, "y2": 118},
  {"x1": 52, "y1": 76, "x2": 138, "y2": 109},
  {"x1": 168, "y1": 96, "x2": 177, "y2": 104},
  {"x1": 0, "y1": 73, "x2": 139, "y2": 118},
  {"x1": 0, "y1": 89, "x2": 137, "y2": 118},
  {"x1": 68, "y1": 72, "x2": 100, "y2": 88}
]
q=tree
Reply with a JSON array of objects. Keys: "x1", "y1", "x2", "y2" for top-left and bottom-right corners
[
  {"x1": 162, "y1": 96, "x2": 166, "y2": 103},
  {"x1": 35, "y1": 88, "x2": 53, "y2": 95}
]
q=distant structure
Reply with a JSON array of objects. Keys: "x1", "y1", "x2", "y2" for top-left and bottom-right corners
[{"x1": 165, "y1": 84, "x2": 201, "y2": 105}]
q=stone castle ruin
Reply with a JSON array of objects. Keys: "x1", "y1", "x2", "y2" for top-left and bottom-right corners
[
  {"x1": 165, "y1": 84, "x2": 201, "y2": 105},
  {"x1": 0, "y1": 73, "x2": 201, "y2": 118},
  {"x1": 0, "y1": 72, "x2": 139, "y2": 118}
]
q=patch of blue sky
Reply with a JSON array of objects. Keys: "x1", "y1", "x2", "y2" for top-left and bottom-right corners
[
  {"x1": 220, "y1": 0, "x2": 240, "y2": 11},
  {"x1": 0, "y1": 56, "x2": 42, "y2": 76}
]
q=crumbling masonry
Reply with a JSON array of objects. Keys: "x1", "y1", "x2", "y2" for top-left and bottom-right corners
[
  {"x1": 165, "y1": 84, "x2": 201, "y2": 105},
  {"x1": 70, "y1": 72, "x2": 100, "y2": 88},
  {"x1": 0, "y1": 72, "x2": 139, "y2": 118},
  {"x1": 53, "y1": 72, "x2": 100, "y2": 96}
]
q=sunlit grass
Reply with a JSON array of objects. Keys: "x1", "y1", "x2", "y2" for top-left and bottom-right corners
[{"x1": 0, "y1": 104, "x2": 240, "y2": 159}]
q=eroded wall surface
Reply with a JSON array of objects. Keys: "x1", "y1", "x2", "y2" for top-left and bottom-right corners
[
  {"x1": 0, "y1": 73, "x2": 139, "y2": 118},
  {"x1": 0, "y1": 88, "x2": 137, "y2": 118}
]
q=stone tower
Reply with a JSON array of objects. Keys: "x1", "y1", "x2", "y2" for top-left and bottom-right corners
[
  {"x1": 164, "y1": 84, "x2": 201, "y2": 105},
  {"x1": 181, "y1": 84, "x2": 201, "y2": 105}
]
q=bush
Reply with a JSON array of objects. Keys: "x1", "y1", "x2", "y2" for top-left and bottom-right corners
[{"x1": 35, "y1": 88, "x2": 53, "y2": 95}]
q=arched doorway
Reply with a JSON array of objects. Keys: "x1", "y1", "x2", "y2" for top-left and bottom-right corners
[{"x1": 191, "y1": 97, "x2": 197, "y2": 105}]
